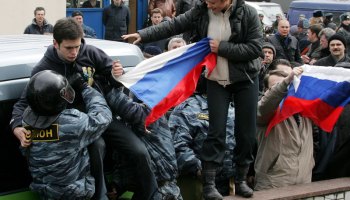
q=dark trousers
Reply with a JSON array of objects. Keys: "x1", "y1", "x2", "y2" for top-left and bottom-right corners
[
  {"x1": 104, "y1": 119, "x2": 158, "y2": 200},
  {"x1": 88, "y1": 137, "x2": 108, "y2": 200},
  {"x1": 201, "y1": 77, "x2": 258, "y2": 168}
]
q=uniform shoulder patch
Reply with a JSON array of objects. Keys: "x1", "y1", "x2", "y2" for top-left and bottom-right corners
[
  {"x1": 197, "y1": 113, "x2": 209, "y2": 120},
  {"x1": 24, "y1": 124, "x2": 59, "y2": 142}
]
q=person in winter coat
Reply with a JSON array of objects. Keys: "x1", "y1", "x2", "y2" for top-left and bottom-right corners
[
  {"x1": 122, "y1": 0, "x2": 263, "y2": 199},
  {"x1": 267, "y1": 19, "x2": 303, "y2": 65},
  {"x1": 72, "y1": 11, "x2": 97, "y2": 38},
  {"x1": 314, "y1": 34, "x2": 350, "y2": 66},
  {"x1": 11, "y1": 17, "x2": 157, "y2": 200},
  {"x1": 301, "y1": 24, "x2": 323, "y2": 65},
  {"x1": 254, "y1": 66, "x2": 314, "y2": 190},
  {"x1": 24, "y1": 7, "x2": 53, "y2": 35},
  {"x1": 103, "y1": 0, "x2": 130, "y2": 41},
  {"x1": 318, "y1": 28, "x2": 336, "y2": 59},
  {"x1": 258, "y1": 42, "x2": 276, "y2": 93},
  {"x1": 336, "y1": 13, "x2": 350, "y2": 57},
  {"x1": 21, "y1": 70, "x2": 112, "y2": 200}
]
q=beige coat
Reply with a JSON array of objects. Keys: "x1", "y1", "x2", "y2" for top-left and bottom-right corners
[{"x1": 254, "y1": 79, "x2": 314, "y2": 191}]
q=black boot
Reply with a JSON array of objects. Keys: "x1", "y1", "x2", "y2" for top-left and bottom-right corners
[
  {"x1": 235, "y1": 167, "x2": 253, "y2": 198},
  {"x1": 202, "y1": 162, "x2": 223, "y2": 200}
]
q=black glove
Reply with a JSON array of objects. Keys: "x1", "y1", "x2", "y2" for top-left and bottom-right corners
[{"x1": 68, "y1": 73, "x2": 88, "y2": 93}]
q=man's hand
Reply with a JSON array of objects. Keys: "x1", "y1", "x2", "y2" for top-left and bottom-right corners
[
  {"x1": 287, "y1": 67, "x2": 303, "y2": 82},
  {"x1": 111, "y1": 60, "x2": 124, "y2": 78},
  {"x1": 121, "y1": 33, "x2": 141, "y2": 44},
  {"x1": 68, "y1": 73, "x2": 88, "y2": 94},
  {"x1": 301, "y1": 55, "x2": 310, "y2": 64},
  {"x1": 209, "y1": 39, "x2": 220, "y2": 53},
  {"x1": 13, "y1": 127, "x2": 31, "y2": 147}
]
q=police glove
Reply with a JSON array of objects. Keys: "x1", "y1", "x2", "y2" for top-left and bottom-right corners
[{"x1": 68, "y1": 73, "x2": 88, "y2": 94}]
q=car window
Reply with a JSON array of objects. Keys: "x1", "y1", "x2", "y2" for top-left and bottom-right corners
[{"x1": 260, "y1": 5, "x2": 284, "y2": 23}]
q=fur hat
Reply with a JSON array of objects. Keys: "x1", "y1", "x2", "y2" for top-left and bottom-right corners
[
  {"x1": 328, "y1": 34, "x2": 347, "y2": 48},
  {"x1": 340, "y1": 13, "x2": 350, "y2": 22},
  {"x1": 324, "y1": 13, "x2": 333, "y2": 19},
  {"x1": 262, "y1": 42, "x2": 276, "y2": 58},
  {"x1": 313, "y1": 10, "x2": 323, "y2": 18}
]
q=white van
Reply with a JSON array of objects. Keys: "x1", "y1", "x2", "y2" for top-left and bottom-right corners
[{"x1": 245, "y1": 1, "x2": 285, "y2": 27}]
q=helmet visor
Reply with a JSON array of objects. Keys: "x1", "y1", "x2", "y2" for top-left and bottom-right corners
[{"x1": 60, "y1": 82, "x2": 75, "y2": 104}]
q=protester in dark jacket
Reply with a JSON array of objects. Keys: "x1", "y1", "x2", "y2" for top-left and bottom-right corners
[
  {"x1": 314, "y1": 34, "x2": 350, "y2": 66},
  {"x1": 24, "y1": 7, "x2": 53, "y2": 35},
  {"x1": 12, "y1": 18, "x2": 157, "y2": 200},
  {"x1": 103, "y1": 0, "x2": 130, "y2": 41},
  {"x1": 268, "y1": 19, "x2": 303, "y2": 64},
  {"x1": 337, "y1": 13, "x2": 350, "y2": 57},
  {"x1": 122, "y1": 0, "x2": 263, "y2": 199}
]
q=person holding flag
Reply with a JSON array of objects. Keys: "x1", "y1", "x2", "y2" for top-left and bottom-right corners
[
  {"x1": 122, "y1": 0, "x2": 263, "y2": 199},
  {"x1": 254, "y1": 66, "x2": 314, "y2": 190}
]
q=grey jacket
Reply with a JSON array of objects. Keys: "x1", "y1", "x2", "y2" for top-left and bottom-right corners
[{"x1": 138, "y1": 0, "x2": 263, "y2": 84}]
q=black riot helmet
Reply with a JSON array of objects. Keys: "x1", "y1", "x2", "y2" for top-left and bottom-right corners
[{"x1": 23, "y1": 70, "x2": 75, "y2": 129}]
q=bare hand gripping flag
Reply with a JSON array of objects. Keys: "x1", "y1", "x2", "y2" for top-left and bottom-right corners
[
  {"x1": 115, "y1": 38, "x2": 217, "y2": 127},
  {"x1": 266, "y1": 65, "x2": 350, "y2": 136}
]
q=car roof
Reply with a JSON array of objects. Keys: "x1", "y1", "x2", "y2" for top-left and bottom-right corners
[
  {"x1": 0, "y1": 34, "x2": 143, "y2": 101},
  {"x1": 289, "y1": 0, "x2": 350, "y2": 10},
  {"x1": 0, "y1": 34, "x2": 143, "y2": 82}
]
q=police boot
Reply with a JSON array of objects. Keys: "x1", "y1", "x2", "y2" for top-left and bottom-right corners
[
  {"x1": 202, "y1": 162, "x2": 223, "y2": 200},
  {"x1": 235, "y1": 167, "x2": 253, "y2": 198}
]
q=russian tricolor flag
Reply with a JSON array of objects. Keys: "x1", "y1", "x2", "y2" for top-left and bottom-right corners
[
  {"x1": 266, "y1": 65, "x2": 350, "y2": 135},
  {"x1": 115, "y1": 37, "x2": 217, "y2": 127}
]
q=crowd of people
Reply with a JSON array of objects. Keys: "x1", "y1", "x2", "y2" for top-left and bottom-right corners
[{"x1": 17, "y1": 1, "x2": 350, "y2": 200}]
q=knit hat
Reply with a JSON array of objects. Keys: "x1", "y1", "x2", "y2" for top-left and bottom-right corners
[
  {"x1": 297, "y1": 19, "x2": 310, "y2": 29},
  {"x1": 143, "y1": 46, "x2": 162, "y2": 58},
  {"x1": 313, "y1": 10, "x2": 323, "y2": 18},
  {"x1": 328, "y1": 34, "x2": 347, "y2": 48},
  {"x1": 72, "y1": 11, "x2": 83, "y2": 17},
  {"x1": 340, "y1": 13, "x2": 350, "y2": 22},
  {"x1": 262, "y1": 42, "x2": 276, "y2": 58}
]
